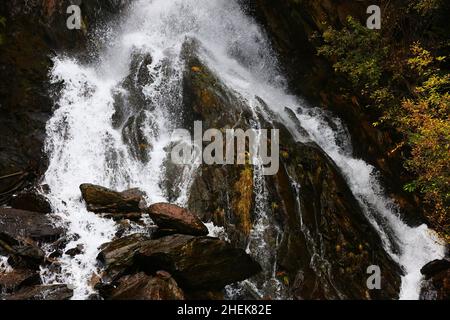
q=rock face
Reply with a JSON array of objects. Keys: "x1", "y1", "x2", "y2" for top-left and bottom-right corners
[
  {"x1": 180, "y1": 40, "x2": 402, "y2": 299},
  {"x1": 147, "y1": 203, "x2": 209, "y2": 236},
  {"x1": 107, "y1": 272, "x2": 185, "y2": 300},
  {"x1": 420, "y1": 258, "x2": 450, "y2": 300},
  {"x1": 80, "y1": 184, "x2": 146, "y2": 213},
  {"x1": 2, "y1": 284, "x2": 73, "y2": 300}
]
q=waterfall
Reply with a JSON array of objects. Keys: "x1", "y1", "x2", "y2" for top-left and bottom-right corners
[{"x1": 41, "y1": 0, "x2": 445, "y2": 300}]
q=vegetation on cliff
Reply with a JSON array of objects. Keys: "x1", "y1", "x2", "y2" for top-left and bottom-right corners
[{"x1": 316, "y1": 1, "x2": 449, "y2": 239}]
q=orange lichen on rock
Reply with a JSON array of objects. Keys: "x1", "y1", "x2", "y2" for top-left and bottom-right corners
[{"x1": 233, "y1": 166, "x2": 253, "y2": 236}]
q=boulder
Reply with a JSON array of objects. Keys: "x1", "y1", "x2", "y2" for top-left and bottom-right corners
[
  {"x1": 98, "y1": 233, "x2": 261, "y2": 291},
  {"x1": 97, "y1": 234, "x2": 151, "y2": 282},
  {"x1": 6, "y1": 242, "x2": 46, "y2": 270},
  {"x1": 107, "y1": 271, "x2": 185, "y2": 300},
  {"x1": 136, "y1": 234, "x2": 262, "y2": 290},
  {"x1": 10, "y1": 189, "x2": 52, "y2": 214},
  {"x1": 65, "y1": 244, "x2": 85, "y2": 257},
  {"x1": 420, "y1": 258, "x2": 450, "y2": 300},
  {"x1": 0, "y1": 208, "x2": 63, "y2": 242},
  {"x1": 2, "y1": 284, "x2": 73, "y2": 300},
  {"x1": 421, "y1": 259, "x2": 450, "y2": 279},
  {"x1": 80, "y1": 184, "x2": 146, "y2": 213},
  {"x1": 147, "y1": 203, "x2": 208, "y2": 236}
]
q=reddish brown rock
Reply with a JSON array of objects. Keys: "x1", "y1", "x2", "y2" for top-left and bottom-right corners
[
  {"x1": 108, "y1": 272, "x2": 185, "y2": 300},
  {"x1": 147, "y1": 203, "x2": 208, "y2": 236},
  {"x1": 0, "y1": 269, "x2": 40, "y2": 293},
  {"x1": 97, "y1": 234, "x2": 151, "y2": 282},
  {"x1": 80, "y1": 184, "x2": 146, "y2": 213}
]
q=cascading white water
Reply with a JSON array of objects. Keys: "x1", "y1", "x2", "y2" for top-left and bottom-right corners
[
  {"x1": 0, "y1": 256, "x2": 12, "y2": 274},
  {"x1": 42, "y1": 0, "x2": 445, "y2": 300}
]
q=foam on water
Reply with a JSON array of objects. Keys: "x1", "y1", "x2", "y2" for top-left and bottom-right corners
[{"x1": 0, "y1": 256, "x2": 12, "y2": 274}]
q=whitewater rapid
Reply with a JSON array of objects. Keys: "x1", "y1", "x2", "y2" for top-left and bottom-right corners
[{"x1": 41, "y1": 0, "x2": 445, "y2": 299}]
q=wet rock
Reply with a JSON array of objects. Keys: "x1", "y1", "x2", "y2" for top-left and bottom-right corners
[
  {"x1": 136, "y1": 234, "x2": 262, "y2": 290},
  {"x1": 47, "y1": 234, "x2": 80, "y2": 259},
  {"x1": 273, "y1": 126, "x2": 402, "y2": 299},
  {"x1": 0, "y1": 208, "x2": 63, "y2": 242},
  {"x1": 0, "y1": 269, "x2": 41, "y2": 293},
  {"x1": 7, "y1": 243, "x2": 46, "y2": 270},
  {"x1": 420, "y1": 258, "x2": 450, "y2": 300},
  {"x1": 97, "y1": 234, "x2": 151, "y2": 282},
  {"x1": 151, "y1": 228, "x2": 179, "y2": 239},
  {"x1": 0, "y1": 231, "x2": 45, "y2": 270},
  {"x1": 421, "y1": 259, "x2": 450, "y2": 279},
  {"x1": 48, "y1": 249, "x2": 63, "y2": 259},
  {"x1": 2, "y1": 284, "x2": 73, "y2": 300},
  {"x1": 113, "y1": 50, "x2": 157, "y2": 163},
  {"x1": 98, "y1": 233, "x2": 261, "y2": 291},
  {"x1": 180, "y1": 38, "x2": 257, "y2": 244},
  {"x1": 188, "y1": 121, "x2": 403, "y2": 299},
  {"x1": 122, "y1": 51, "x2": 154, "y2": 109},
  {"x1": 80, "y1": 184, "x2": 146, "y2": 213},
  {"x1": 180, "y1": 38, "x2": 249, "y2": 130},
  {"x1": 115, "y1": 220, "x2": 132, "y2": 238},
  {"x1": 65, "y1": 244, "x2": 85, "y2": 257},
  {"x1": 106, "y1": 271, "x2": 185, "y2": 300},
  {"x1": 104, "y1": 212, "x2": 143, "y2": 222},
  {"x1": 188, "y1": 165, "x2": 255, "y2": 246},
  {"x1": 147, "y1": 203, "x2": 208, "y2": 236},
  {"x1": 9, "y1": 189, "x2": 52, "y2": 214}
]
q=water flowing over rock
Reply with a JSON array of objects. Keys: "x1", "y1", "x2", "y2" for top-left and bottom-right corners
[
  {"x1": 183, "y1": 43, "x2": 402, "y2": 299},
  {"x1": 147, "y1": 203, "x2": 209, "y2": 236}
]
